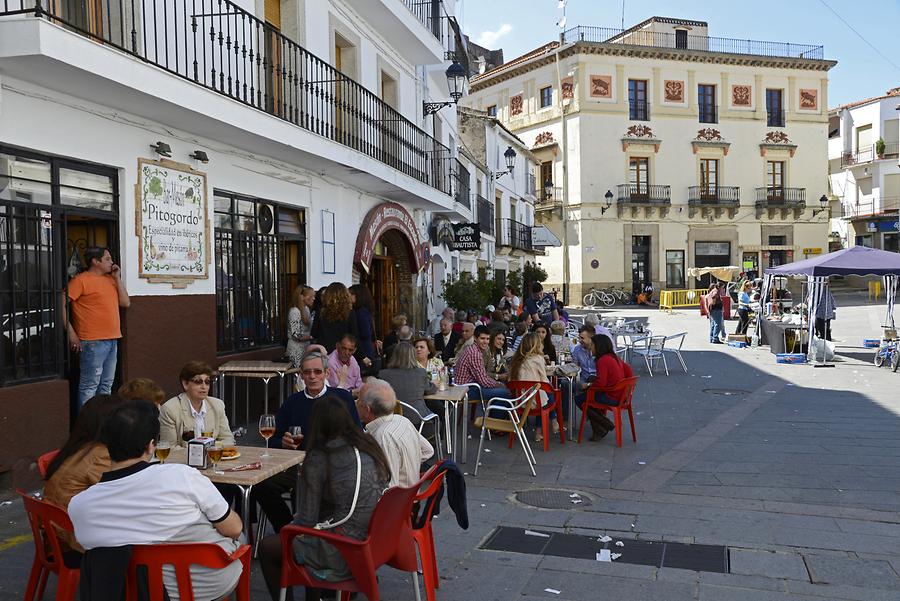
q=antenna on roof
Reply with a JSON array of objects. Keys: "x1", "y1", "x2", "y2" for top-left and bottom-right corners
[
  {"x1": 557, "y1": 0, "x2": 567, "y2": 30},
  {"x1": 621, "y1": 0, "x2": 626, "y2": 30}
]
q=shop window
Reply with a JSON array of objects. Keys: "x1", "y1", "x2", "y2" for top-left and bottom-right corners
[
  {"x1": 214, "y1": 191, "x2": 306, "y2": 354},
  {"x1": 665, "y1": 250, "x2": 684, "y2": 288},
  {"x1": 0, "y1": 145, "x2": 118, "y2": 386}
]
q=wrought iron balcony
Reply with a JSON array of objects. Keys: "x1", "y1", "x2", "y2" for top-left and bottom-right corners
[
  {"x1": 767, "y1": 109, "x2": 786, "y2": 127},
  {"x1": 628, "y1": 100, "x2": 650, "y2": 121},
  {"x1": 562, "y1": 26, "x2": 824, "y2": 60},
  {"x1": 688, "y1": 186, "x2": 740, "y2": 207},
  {"x1": 1, "y1": 0, "x2": 454, "y2": 196},
  {"x1": 841, "y1": 196, "x2": 900, "y2": 219},
  {"x1": 755, "y1": 187, "x2": 806, "y2": 209},
  {"x1": 475, "y1": 194, "x2": 494, "y2": 236},
  {"x1": 453, "y1": 159, "x2": 470, "y2": 209},
  {"x1": 617, "y1": 184, "x2": 671, "y2": 205},
  {"x1": 497, "y1": 219, "x2": 532, "y2": 252},
  {"x1": 841, "y1": 143, "x2": 900, "y2": 167},
  {"x1": 698, "y1": 104, "x2": 718, "y2": 124},
  {"x1": 402, "y1": 0, "x2": 444, "y2": 41},
  {"x1": 536, "y1": 186, "x2": 562, "y2": 210}
]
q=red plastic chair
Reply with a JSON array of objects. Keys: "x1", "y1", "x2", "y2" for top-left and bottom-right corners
[
  {"x1": 578, "y1": 376, "x2": 639, "y2": 447},
  {"x1": 506, "y1": 380, "x2": 566, "y2": 452},
  {"x1": 18, "y1": 489, "x2": 80, "y2": 601},
  {"x1": 413, "y1": 463, "x2": 447, "y2": 601},
  {"x1": 37, "y1": 449, "x2": 60, "y2": 479},
  {"x1": 126, "y1": 542, "x2": 251, "y2": 601},
  {"x1": 278, "y1": 481, "x2": 421, "y2": 601}
]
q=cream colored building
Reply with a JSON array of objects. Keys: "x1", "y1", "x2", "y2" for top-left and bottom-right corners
[{"x1": 463, "y1": 17, "x2": 836, "y2": 300}]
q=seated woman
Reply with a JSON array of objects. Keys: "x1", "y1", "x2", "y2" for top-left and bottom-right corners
[
  {"x1": 508, "y1": 333, "x2": 553, "y2": 442},
  {"x1": 43, "y1": 394, "x2": 125, "y2": 552},
  {"x1": 486, "y1": 329, "x2": 509, "y2": 383},
  {"x1": 577, "y1": 334, "x2": 633, "y2": 441},
  {"x1": 549, "y1": 320, "x2": 571, "y2": 359},
  {"x1": 117, "y1": 377, "x2": 166, "y2": 405},
  {"x1": 159, "y1": 361, "x2": 235, "y2": 446},
  {"x1": 258, "y1": 396, "x2": 391, "y2": 601},
  {"x1": 379, "y1": 342, "x2": 436, "y2": 428},
  {"x1": 532, "y1": 322, "x2": 557, "y2": 364},
  {"x1": 413, "y1": 336, "x2": 444, "y2": 382}
]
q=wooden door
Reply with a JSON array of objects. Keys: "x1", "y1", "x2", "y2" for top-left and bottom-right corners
[
  {"x1": 264, "y1": 0, "x2": 283, "y2": 117},
  {"x1": 372, "y1": 256, "x2": 398, "y2": 339}
]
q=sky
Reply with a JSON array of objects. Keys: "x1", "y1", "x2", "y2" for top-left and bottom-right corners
[{"x1": 458, "y1": 0, "x2": 900, "y2": 108}]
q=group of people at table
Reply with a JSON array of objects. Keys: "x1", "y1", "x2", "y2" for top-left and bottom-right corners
[{"x1": 37, "y1": 280, "x2": 633, "y2": 600}]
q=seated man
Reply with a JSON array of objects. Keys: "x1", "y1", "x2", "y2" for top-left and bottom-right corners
[
  {"x1": 452, "y1": 321, "x2": 475, "y2": 359},
  {"x1": 252, "y1": 350, "x2": 361, "y2": 533},
  {"x1": 68, "y1": 400, "x2": 243, "y2": 600},
  {"x1": 433, "y1": 317, "x2": 460, "y2": 364},
  {"x1": 356, "y1": 378, "x2": 434, "y2": 488},
  {"x1": 326, "y1": 334, "x2": 363, "y2": 398},
  {"x1": 454, "y1": 325, "x2": 510, "y2": 406}
]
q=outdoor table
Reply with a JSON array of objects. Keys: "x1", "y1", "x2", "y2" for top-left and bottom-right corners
[
  {"x1": 166, "y1": 445, "x2": 304, "y2": 544},
  {"x1": 544, "y1": 364, "x2": 580, "y2": 441},
  {"x1": 616, "y1": 330, "x2": 651, "y2": 362},
  {"x1": 758, "y1": 319, "x2": 806, "y2": 355},
  {"x1": 217, "y1": 361, "x2": 300, "y2": 426},
  {"x1": 424, "y1": 385, "x2": 470, "y2": 464}
]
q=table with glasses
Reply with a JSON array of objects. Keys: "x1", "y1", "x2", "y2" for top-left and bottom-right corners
[
  {"x1": 164, "y1": 445, "x2": 304, "y2": 544},
  {"x1": 216, "y1": 361, "x2": 300, "y2": 427},
  {"x1": 424, "y1": 385, "x2": 471, "y2": 463},
  {"x1": 545, "y1": 363, "x2": 581, "y2": 441}
]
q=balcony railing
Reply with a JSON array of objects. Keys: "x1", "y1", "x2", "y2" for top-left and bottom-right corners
[
  {"x1": 497, "y1": 218, "x2": 532, "y2": 251},
  {"x1": 617, "y1": 184, "x2": 671, "y2": 205},
  {"x1": 475, "y1": 194, "x2": 494, "y2": 236},
  {"x1": 842, "y1": 143, "x2": 900, "y2": 167},
  {"x1": 842, "y1": 197, "x2": 900, "y2": 218},
  {"x1": 767, "y1": 109, "x2": 786, "y2": 127},
  {"x1": 402, "y1": 0, "x2": 444, "y2": 41},
  {"x1": 629, "y1": 100, "x2": 650, "y2": 121},
  {"x1": 452, "y1": 159, "x2": 470, "y2": 209},
  {"x1": 562, "y1": 26, "x2": 825, "y2": 60},
  {"x1": 755, "y1": 187, "x2": 806, "y2": 208},
  {"x1": 1, "y1": 0, "x2": 454, "y2": 196},
  {"x1": 536, "y1": 186, "x2": 563, "y2": 209},
  {"x1": 698, "y1": 104, "x2": 718, "y2": 124},
  {"x1": 688, "y1": 186, "x2": 740, "y2": 207}
]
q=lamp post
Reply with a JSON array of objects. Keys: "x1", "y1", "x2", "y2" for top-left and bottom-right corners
[
  {"x1": 813, "y1": 194, "x2": 829, "y2": 217},
  {"x1": 423, "y1": 61, "x2": 467, "y2": 116},
  {"x1": 491, "y1": 146, "x2": 517, "y2": 179},
  {"x1": 601, "y1": 189, "x2": 613, "y2": 215}
]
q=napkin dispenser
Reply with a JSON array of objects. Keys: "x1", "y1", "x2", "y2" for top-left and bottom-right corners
[{"x1": 188, "y1": 437, "x2": 214, "y2": 469}]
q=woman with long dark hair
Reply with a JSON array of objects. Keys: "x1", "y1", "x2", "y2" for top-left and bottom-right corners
[
  {"x1": 258, "y1": 396, "x2": 391, "y2": 601},
  {"x1": 577, "y1": 334, "x2": 633, "y2": 441},
  {"x1": 532, "y1": 322, "x2": 557, "y2": 364},
  {"x1": 43, "y1": 394, "x2": 125, "y2": 551},
  {"x1": 487, "y1": 329, "x2": 509, "y2": 382},
  {"x1": 311, "y1": 282, "x2": 359, "y2": 353},
  {"x1": 349, "y1": 283, "x2": 379, "y2": 372}
]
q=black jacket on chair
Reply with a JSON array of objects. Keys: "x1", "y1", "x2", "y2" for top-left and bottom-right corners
[{"x1": 433, "y1": 331, "x2": 460, "y2": 364}]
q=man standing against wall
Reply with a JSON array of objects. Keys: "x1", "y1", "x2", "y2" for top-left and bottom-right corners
[{"x1": 66, "y1": 247, "x2": 130, "y2": 407}]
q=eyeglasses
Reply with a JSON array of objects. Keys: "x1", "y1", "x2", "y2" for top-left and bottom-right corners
[
  {"x1": 302, "y1": 368, "x2": 325, "y2": 376},
  {"x1": 190, "y1": 378, "x2": 212, "y2": 385}
]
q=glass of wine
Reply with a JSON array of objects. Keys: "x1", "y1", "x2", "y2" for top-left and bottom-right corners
[
  {"x1": 154, "y1": 442, "x2": 172, "y2": 464},
  {"x1": 201, "y1": 429, "x2": 214, "y2": 439},
  {"x1": 259, "y1": 414, "x2": 276, "y2": 458},
  {"x1": 289, "y1": 426, "x2": 304, "y2": 449},
  {"x1": 207, "y1": 444, "x2": 224, "y2": 474}
]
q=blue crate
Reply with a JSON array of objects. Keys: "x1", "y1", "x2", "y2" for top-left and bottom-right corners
[
  {"x1": 728, "y1": 341, "x2": 747, "y2": 348},
  {"x1": 863, "y1": 339, "x2": 881, "y2": 348},
  {"x1": 776, "y1": 353, "x2": 806, "y2": 364}
]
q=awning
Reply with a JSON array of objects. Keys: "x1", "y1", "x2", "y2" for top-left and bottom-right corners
[{"x1": 686, "y1": 266, "x2": 742, "y2": 282}]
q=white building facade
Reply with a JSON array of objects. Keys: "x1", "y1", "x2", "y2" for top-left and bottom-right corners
[
  {"x1": 0, "y1": 0, "x2": 471, "y2": 467},
  {"x1": 828, "y1": 88, "x2": 900, "y2": 252},
  {"x1": 463, "y1": 17, "x2": 836, "y2": 301}
]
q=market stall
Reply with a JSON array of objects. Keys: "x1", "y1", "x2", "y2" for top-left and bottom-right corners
[{"x1": 687, "y1": 266, "x2": 741, "y2": 317}]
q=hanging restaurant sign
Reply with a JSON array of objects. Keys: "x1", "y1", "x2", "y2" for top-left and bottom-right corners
[
  {"x1": 135, "y1": 158, "x2": 210, "y2": 288},
  {"x1": 451, "y1": 223, "x2": 481, "y2": 251}
]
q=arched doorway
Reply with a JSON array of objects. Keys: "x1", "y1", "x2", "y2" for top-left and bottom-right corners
[{"x1": 354, "y1": 203, "x2": 427, "y2": 338}]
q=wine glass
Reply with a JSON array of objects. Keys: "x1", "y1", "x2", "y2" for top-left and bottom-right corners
[
  {"x1": 289, "y1": 426, "x2": 304, "y2": 449},
  {"x1": 259, "y1": 414, "x2": 276, "y2": 458},
  {"x1": 154, "y1": 442, "x2": 171, "y2": 464},
  {"x1": 207, "y1": 444, "x2": 224, "y2": 475}
]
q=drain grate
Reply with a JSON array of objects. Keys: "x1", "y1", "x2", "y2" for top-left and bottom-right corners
[
  {"x1": 515, "y1": 488, "x2": 592, "y2": 509},
  {"x1": 481, "y1": 527, "x2": 729, "y2": 573},
  {"x1": 702, "y1": 388, "x2": 750, "y2": 397}
]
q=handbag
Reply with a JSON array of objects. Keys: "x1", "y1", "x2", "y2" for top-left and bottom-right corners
[{"x1": 314, "y1": 446, "x2": 361, "y2": 530}]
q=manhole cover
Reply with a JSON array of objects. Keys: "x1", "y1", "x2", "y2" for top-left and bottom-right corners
[
  {"x1": 515, "y1": 488, "x2": 592, "y2": 509},
  {"x1": 702, "y1": 388, "x2": 750, "y2": 397}
]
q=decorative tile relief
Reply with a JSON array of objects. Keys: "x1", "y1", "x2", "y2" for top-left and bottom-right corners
[
  {"x1": 590, "y1": 75, "x2": 612, "y2": 98},
  {"x1": 762, "y1": 131, "x2": 791, "y2": 144},
  {"x1": 731, "y1": 84, "x2": 752, "y2": 107},
  {"x1": 799, "y1": 88, "x2": 818, "y2": 110},
  {"x1": 624, "y1": 124, "x2": 655, "y2": 138},
  {"x1": 534, "y1": 132, "x2": 555, "y2": 146},
  {"x1": 696, "y1": 128, "x2": 724, "y2": 141},
  {"x1": 510, "y1": 94, "x2": 523, "y2": 116},
  {"x1": 664, "y1": 80, "x2": 685, "y2": 103},
  {"x1": 561, "y1": 76, "x2": 574, "y2": 100}
]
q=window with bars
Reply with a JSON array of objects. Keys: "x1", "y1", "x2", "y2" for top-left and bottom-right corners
[
  {"x1": 0, "y1": 145, "x2": 118, "y2": 386},
  {"x1": 213, "y1": 191, "x2": 306, "y2": 354},
  {"x1": 539, "y1": 86, "x2": 553, "y2": 108}
]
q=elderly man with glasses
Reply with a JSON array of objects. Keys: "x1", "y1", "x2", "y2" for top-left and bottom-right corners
[{"x1": 250, "y1": 350, "x2": 362, "y2": 534}]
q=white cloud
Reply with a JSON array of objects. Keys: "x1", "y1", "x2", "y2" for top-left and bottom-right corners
[{"x1": 475, "y1": 24, "x2": 513, "y2": 48}]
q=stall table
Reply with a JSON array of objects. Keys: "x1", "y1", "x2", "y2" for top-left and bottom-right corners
[{"x1": 758, "y1": 319, "x2": 807, "y2": 355}]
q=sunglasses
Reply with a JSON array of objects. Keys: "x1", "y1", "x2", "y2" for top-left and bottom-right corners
[
  {"x1": 302, "y1": 368, "x2": 325, "y2": 376},
  {"x1": 190, "y1": 378, "x2": 212, "y2": 385}
]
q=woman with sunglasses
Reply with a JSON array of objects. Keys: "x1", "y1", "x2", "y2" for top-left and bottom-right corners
[{"x1": 159, "y1": 361, "x2": 235, "y2": 447}]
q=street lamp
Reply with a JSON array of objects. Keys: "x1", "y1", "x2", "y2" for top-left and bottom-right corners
[
  {"x1": 423, "y1": 61, "x2": 467, "y2": 116},
  {"x1": 543, "y1": 179, "x2": 554, "y2": 202},
  {"x1": 813, "y1": 194, "x2": 829, "y2": 217},
  {"x1": 601, "y1": 189, "x2": 613, "y2": 214},
  {"x1": 491, "y1": 146, "x2": 517, "y2": 179}
]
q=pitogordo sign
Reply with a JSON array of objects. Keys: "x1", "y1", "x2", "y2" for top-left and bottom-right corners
[{"x1": 354, "y1": 202, "x2": 427, "y2": 273}]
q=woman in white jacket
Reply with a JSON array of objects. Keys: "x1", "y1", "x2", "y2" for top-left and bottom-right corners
[{"x1": 508, "y1": 333, "x2": 553, "y2": 442}]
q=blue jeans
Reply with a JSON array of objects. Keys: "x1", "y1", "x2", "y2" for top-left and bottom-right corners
[
  {"x1": 469, "y1": 385, "x2": 511, "y2": 418},
  {"x1": 709, "y1": 309, "x2": 725, "y2": 342},
  {"x1": 78, "y1": 339, "x2": 118, "y2": 407}
]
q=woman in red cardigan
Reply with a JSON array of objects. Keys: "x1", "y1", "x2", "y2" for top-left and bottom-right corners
[{"x1": 581, "y1": 334, "x2": 633, "y2": 440}]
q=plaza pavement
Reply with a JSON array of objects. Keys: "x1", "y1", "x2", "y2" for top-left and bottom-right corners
[{"x1": 3, "y1": 289, "x2": 900, "y2": 600}]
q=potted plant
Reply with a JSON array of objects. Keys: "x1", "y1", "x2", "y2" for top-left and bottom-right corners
[{"x1": 876, "y1": 137, "x2": 886, "y2": 159}]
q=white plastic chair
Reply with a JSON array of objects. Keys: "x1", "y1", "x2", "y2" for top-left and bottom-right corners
[
  {"x1": 398, "y1": 400, "x2": 444, "y2": 460},
  {"x1": 631, "y1": 335, "x2": 669, "y2": 376},
  {"x1": 661, "y1": 332, "x2": 688, "y2": 373},
  {"x1": 473, "y1": 385, "x2": 540, "y2": 477}
]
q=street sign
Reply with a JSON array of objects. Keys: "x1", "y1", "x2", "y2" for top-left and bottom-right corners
[
  {"x1": 802, "y1": 247, "x2": 822, "y2": 254},
  {"x1": 450, "y1": 223, "x2": 481, "y2": 251},
  {"x1": 531, "y1": 225, "x2": 561, "y2": 247}
]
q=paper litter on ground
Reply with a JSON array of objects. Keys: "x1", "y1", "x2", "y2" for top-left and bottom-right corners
[
  {"x1": 611, "y1": 553, "x2": 622, "y2": 560},
  {"x1": 597, "y1": 535, "x2": 612, "y2": 543},
  {"x1": 596, "y1": 549, "x2": 612, "y2": 562},
  {"x1": 571, "y1": 499, "x2": 582, "y2": 504},
  {"x1": 544, "y1": 589, "x2": 561, "y2": 595},
  {"x1": 483, "y1": 448, "x2": 491, "y2": 453},
  {"x1": 615, "y1": 541, "x2": 624, "y2": 547},
  {"x1": 524, "y1": 530, "x2": 551, "y2": 538},
  {"x1": 701, "y1": 375, "x2": 712, "y2": 378},
  {"x1": 569, "y1": 493, "x2": 580, "y2": 498},
  {"x1": 638, "y1": 461, "x2": 646, "y2": 465}
]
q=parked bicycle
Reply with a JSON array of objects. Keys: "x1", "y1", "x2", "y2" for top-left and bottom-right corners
[
  {"x1": 610, "y1": 287, "x2": 632, "y2": 304},
  {"x1": 873, "y1": 340, "x2": 900, "y2": 372},
  {"x1": 583, "y1": 287, "x2": 615, "y2": 308}
]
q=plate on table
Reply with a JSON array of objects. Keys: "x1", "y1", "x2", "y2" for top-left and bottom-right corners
[{"x1": 221, "y1": 450, "x2": 241, "y2": 461}]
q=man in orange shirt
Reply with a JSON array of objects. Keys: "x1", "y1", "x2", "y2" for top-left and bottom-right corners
[{"x1": 66, "y1": 247, "x2": 130, "y2": 407}]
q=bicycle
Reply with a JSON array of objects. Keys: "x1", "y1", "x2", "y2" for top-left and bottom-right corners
[
  {"x1": 583, "y1": 286, "x2": 615, "y2": 308},
  {"x1": 873, "y1": 340, "x2": 900, "y2": 372},
  {"x1": 611, "y1": 287, "x2": 632, "y2": 304}
]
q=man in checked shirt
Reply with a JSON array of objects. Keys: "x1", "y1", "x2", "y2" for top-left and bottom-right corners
[{"x1": 453, "y1": 325, "x2": 511, "y2": 410}]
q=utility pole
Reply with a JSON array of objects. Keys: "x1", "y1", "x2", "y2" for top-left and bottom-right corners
[{"x1": 554, "y1": 32, "x2": 570, "y2": 305}]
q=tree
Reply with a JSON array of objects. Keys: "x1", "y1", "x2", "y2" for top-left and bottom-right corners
[{"x1": 441, "y1": 272, "x2": 497, "y2": 313}]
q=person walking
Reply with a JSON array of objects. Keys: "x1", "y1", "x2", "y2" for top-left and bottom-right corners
[
  {"x1": 735, "y1": 281, "x2": 753, "y2": 336},
  {"x1": 704, "y1": 282, "x2": 726, "y2": 344},
  {"x1": 349, "y1": 284, "x2": 379, "y2": 373},
  {"x1": 66, "y1": 246, "x2": 130, "y2": 408}
]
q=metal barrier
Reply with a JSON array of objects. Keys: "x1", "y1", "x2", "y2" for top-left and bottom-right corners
[{"x1": 659, "y1": 289, "x2": 707, "y2": 313}]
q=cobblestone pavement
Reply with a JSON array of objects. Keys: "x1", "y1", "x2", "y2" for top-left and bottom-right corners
[{"x1": 3, "y1": 290, "x2": 900, "y2": 600}]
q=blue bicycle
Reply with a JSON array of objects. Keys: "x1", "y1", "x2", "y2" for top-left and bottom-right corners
[{"x1": 873, "y1": 340, "x2": 900, "y2": 372}]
